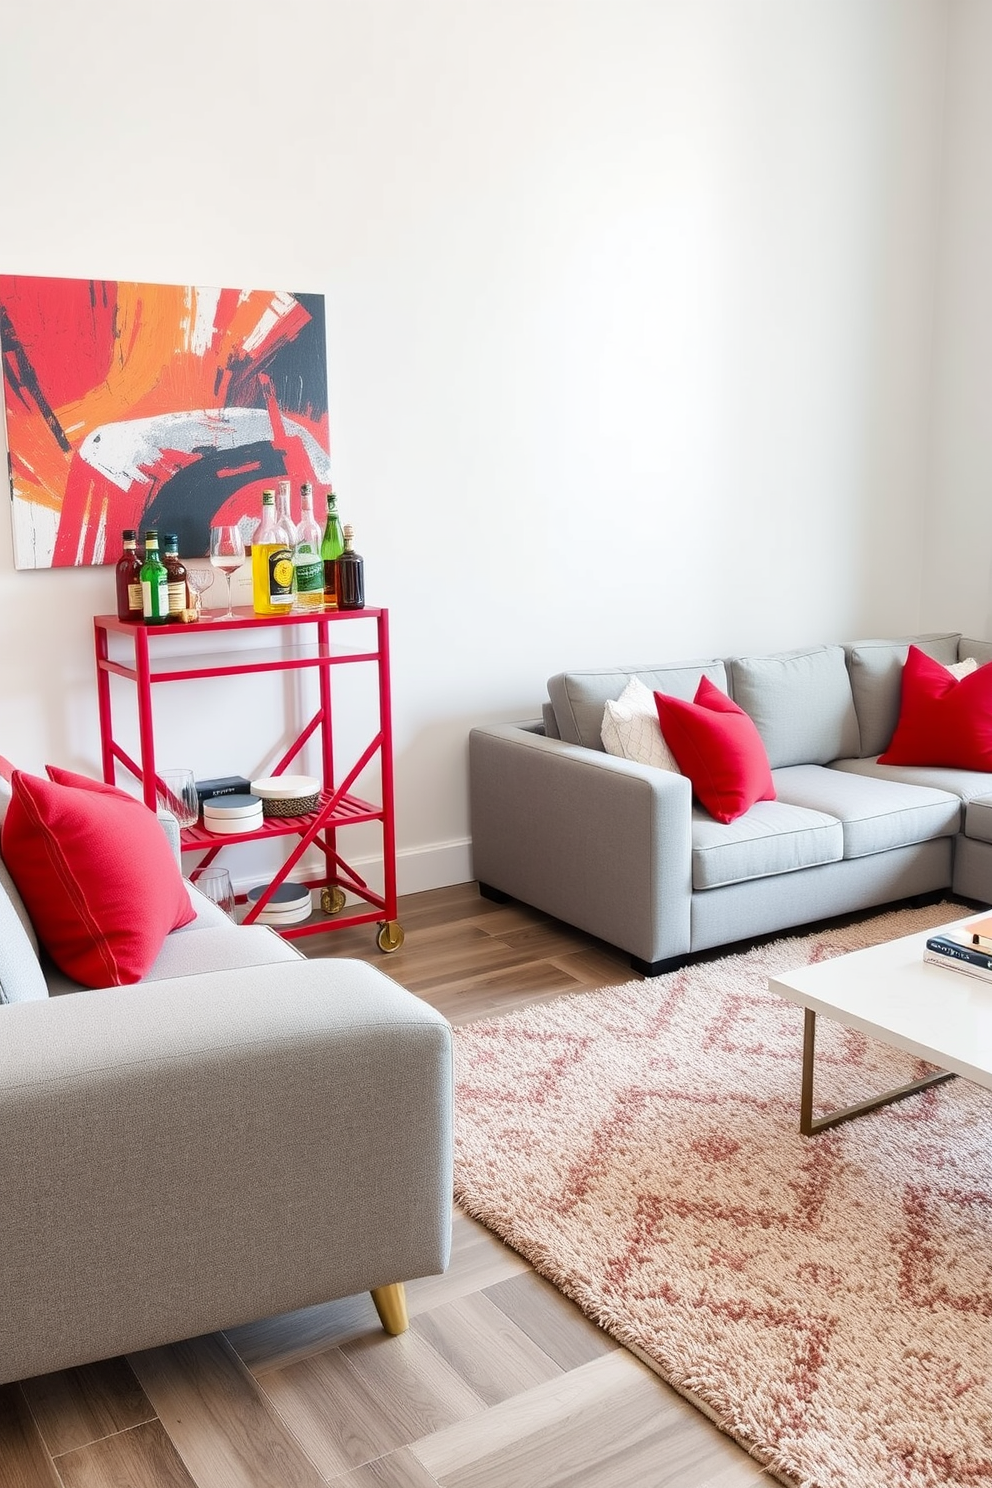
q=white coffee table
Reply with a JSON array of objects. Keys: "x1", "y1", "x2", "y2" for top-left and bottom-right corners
[{"x1": 769, "y1": 914, "x2": 992, "y2": 1135}]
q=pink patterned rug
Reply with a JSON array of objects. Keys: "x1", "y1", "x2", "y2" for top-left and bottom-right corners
[{"x1": 453, "y1": 903, "x2": 992, "y2": 1488}]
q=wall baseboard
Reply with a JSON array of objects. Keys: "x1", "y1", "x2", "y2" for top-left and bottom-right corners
[{"x1": 227, "y1": 839, "x2": 474, "y2": 901}]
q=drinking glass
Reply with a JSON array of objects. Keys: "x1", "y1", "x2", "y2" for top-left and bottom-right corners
[
  {"x1": 156, "y1": 768, "x2": 199, "y2": 829},
  {"x1": 185, "y1": 565, "x2": 215, "y2": 619},
  {"x1": 196, "y1": 866, "x2": 237, "y2": 920},
  {"x1": 209, "y1": 525, "x2": 246, "y2": 619}
]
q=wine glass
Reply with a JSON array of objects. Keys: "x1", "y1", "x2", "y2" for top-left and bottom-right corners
[
  {"x1": 185, "y1": 565, "x2": 215, "y2": 619},
  {"x1": 156, "y1": 768, "x2": 200, "y2": 829},
  {"x1": 209, "y1": 525, "x2": 246, "y2": 619},
  {"x1": 195, "y1": 866, "x2": 237, "y2": 919}
]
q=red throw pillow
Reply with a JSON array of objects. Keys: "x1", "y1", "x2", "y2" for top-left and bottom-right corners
[
  {"x1": 654, "y1": 675, "x2": 776, "y2": 823},
  {"x1": 878, "y1": 645, "x2": 992, "y2": 768},
  {"x1": 0, "y1": 767, "x2": 195, "y2": 987}
]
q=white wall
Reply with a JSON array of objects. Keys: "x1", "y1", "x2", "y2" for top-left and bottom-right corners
[
  {"x1": 0, "y1": 0, "x2": 949, "y2": 892},
  {"x1": 923, "y1": 0, "x2": 992, "y2": 639}
]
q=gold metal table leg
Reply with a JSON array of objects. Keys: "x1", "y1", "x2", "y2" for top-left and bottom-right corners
[
  {"x1": 370, "y1": 1281, "x2": 409, "y2": 1335},
  {"x1": 799, "y1": 1007, "x2": 956, "y2": 1136}
]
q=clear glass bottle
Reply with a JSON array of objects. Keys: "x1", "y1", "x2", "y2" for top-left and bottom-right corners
[
  {"x1": 116, "y1": 528, "x2": 142, "y2": 622},
  {"x1": 140, "y1": 530, "x2": 170, "y2": 625},
  {"x1": 276, "y1": 479, "x2": 298, "y2": 546},
  {"x1": 293, "y1": 482, "x2": 325, "y2": 612},
  {"x1": 251, "y1": 490, "x2": 294, "y2": 615},
  {"x1": 336, "y1": 524, "x2": 365, "y2": 611},
  {"x1": 162, "y1": 533, "x2": 189, "y2": 619},
  {"x1": 320, "y1": 487, "x2": 345, "y2": 609}
]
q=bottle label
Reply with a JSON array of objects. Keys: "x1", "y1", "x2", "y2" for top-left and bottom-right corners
[
  {"x1": 141, "y1": 574, "x2": 169, "y2": 620},
  {"x1": 128, "y1": 581, "x2": 142, "y2": 611},
  {"x1": 294, "y1": 550, "x2": 323, "y2": 595},
  {"x1": 268, "y1": 546, "x2": 294, "y2": 606},
  {"x1": 167, "y1": 580, "x2": 187, "y2": 614}
]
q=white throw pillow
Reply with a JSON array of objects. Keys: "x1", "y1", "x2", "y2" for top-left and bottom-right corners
[
  {"x1": 949, "y1": 657, "x2": 978, "y2": 679},
  {"x1": 601, "y1": 676, "x2": 681, "y2": 773}
]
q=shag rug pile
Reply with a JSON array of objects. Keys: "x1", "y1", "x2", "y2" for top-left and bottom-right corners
[{"x1": 453, "y1": 903, "x2": 992, "y2": 1488}]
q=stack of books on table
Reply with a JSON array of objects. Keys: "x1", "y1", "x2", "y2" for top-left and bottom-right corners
[{"x1": 924, "y1": 915, "x2": 992, "y2": 983}]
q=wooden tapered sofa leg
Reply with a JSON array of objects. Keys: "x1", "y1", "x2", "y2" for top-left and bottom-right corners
[{"x1": 370, "y1": 1282, "x2": 409, "y2": 1335}]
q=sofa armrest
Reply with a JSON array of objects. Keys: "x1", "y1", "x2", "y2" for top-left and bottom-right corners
[
  {"x1": 0, "y1": 959, "x2": 453, "y2": 1384},
  {"x1": 469, "y1": 722, "x2": 694, "y2": 965}
]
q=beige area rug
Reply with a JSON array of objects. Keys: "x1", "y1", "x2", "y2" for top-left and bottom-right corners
[{"x1": 453, "y1": 903, "x2": 992, "y2": 1488}]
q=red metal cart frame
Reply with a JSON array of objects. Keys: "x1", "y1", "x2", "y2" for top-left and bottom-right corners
[{"x1": 93, "y1": 606, "x2": 401, "y2": 947}]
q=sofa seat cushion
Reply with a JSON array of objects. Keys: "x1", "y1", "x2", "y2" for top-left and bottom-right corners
[
  {"x1": 828, "y1": 756, "x2": 992, "y2": 804},
  {"x1": 691, "y1": 799, "x2": 842, "y2": 891},
  {"x1": 964, "y1": 795, "x2": 992, "y2": 846},
  {"x1": 44, "y1": 921, "x2": 304, "y2": 997},
  {"x1": 776, "y1": 764, "x2": 960, "y2": 860},
  {"x1": 548, "y1": 659, "x2": 728, "y2": 750}
]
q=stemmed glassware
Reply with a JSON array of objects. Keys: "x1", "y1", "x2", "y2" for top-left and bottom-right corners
[
  {"x1": 209, "y1": 525, "x2": 246, "y2": 620},
  {"x1": 185, "y1": 565, "x2": 215, "y2": 619}
]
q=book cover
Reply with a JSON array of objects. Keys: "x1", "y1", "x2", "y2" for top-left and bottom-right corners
[
  {"x1": 965, "y1": 912, "x2": 992, "y2": 949},
  {"x1": 923, "y1": 947, "x2": 992, "y2": 984},
  {"x1": 924, "y1": 934, "x2": 992, "y2": 978}
]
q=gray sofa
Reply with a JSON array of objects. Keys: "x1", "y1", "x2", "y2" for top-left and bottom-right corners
[
  {"x1": 470, "y1": 631, "x2": 992, "y2": 975},
  {"x1": 0, "y1": 797, "x2": 453, "y2": 1387}
]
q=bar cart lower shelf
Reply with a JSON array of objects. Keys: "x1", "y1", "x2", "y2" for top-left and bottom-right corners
[{"x1": 93, "y1": 605, "x2": 403, "y2": 950}]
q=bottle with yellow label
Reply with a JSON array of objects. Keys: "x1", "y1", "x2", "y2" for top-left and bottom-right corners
[{"x1": 251, "y1": 490, "x2": 294, "y2": 615}]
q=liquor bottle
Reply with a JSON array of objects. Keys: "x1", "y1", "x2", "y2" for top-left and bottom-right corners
[
  {"x1": 115, "y1": 528, "x2": 143, "y2": 622},
  {"x1": 251, "y1": 490, "x2": 294, "y2": 615},
  {"x1": 320, "y1": 487, "x2": 345, "y2": 609},
  {"x1": 162, "y1": 533, "x2": 190, "y2": 619},
  {"x1": 336, "y1": 525, "x2": 365, "y2": 611},
  {"x1": 293, "y1": 482, "x2": 324, "y2": 612},
  {"x1": 140, "y1": 531, "x2": 170, "y2": 625},
  {"x1": 276, "y1": 479, "x2": 298, "y2": 546}
]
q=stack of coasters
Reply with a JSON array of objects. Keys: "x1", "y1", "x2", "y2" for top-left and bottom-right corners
[
  {"x1": 201, "y1": 793, "x2": 264, "y2": 834},
  {"x1": 246, "y1": 881, "x2": 313, "y2": 926}
]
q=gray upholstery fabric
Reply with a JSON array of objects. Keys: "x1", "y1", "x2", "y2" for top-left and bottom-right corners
[
  {"x1": 960, "y1": 637, "x2": 992, "y2": 667},
  {"x1": 43, "y1": 923, "x2": 304, "y2": 997},
  {"x1": 541, "y1": 702, "x2": 560, "y2": 739},
  {"x1": 774, "y1": 763, "x2": 959, "y2": 859},
  {"x1": 0, "y1": 958, "x2": 453, "y2": 1385},
  {"x1": 952, "y1": 833, "x2": 992, "y2": 902},
  {"x1": 691, "y1": 799, "x2": 841, "y2": 891},
  {"x1": 470, "y1": 724, "x2": 694, "y2": 964},
  {"x1": 547, "y1": 659, "x2": 728, "y2": 750},
  {"x1": 0, "y1": 866, "x2": 48, "y2": 1005},
  {"x1": 845, "y1": 632, "x2": 960, "y2": 758},
  {"x1": 690, "y1": 838, "x2": 953, "y2": 954},
  {"x1": 729, "y1": 646, "x2": 860, "y2": 769},
  {"x1": 829, "y1": 756, "x2": 992, "y2": 804},
  {"x1": 965, "y1": 795, "x2": 992, "y2": 846}
]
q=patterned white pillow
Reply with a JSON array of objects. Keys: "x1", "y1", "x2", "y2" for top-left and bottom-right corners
[
  {"x1": 949, "y1": 657, "x2": 978, "y2": 680},
  {"x1": 601, "y1": 676, "x2": 681, "y2": 772}
]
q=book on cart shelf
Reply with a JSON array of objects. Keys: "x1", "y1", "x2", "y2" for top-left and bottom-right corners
[{"x1": 923, "y1": 932, "x2": 992, "y2": 985}]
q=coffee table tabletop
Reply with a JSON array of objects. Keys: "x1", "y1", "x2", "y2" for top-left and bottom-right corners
[{"x1": 769, "y1": 912, "x2": 992, "y2": 1133}]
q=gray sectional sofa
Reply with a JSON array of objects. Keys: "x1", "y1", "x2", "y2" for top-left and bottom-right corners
[
  {"x1": 470, "y1": 632, "x2": 992, "y2": 975},
  {"x1": 0, "y1": 797, "x2": 453, "y2": 1386}
]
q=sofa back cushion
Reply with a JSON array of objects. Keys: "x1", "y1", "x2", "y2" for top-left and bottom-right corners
[
  {"x1": 729, "y1": 645, "x2": 860, "y2": 769},
  {"x1": 548, "y1": 659, "x2": 728, "y2": 750},
  {"x1": 845, "y1": 633, "x2": 961, "y2": 758},
  {"x1": 959, "y1": 637, "x2": 992, "y2": 668}
]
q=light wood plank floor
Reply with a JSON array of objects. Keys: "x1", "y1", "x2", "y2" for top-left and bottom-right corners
[{"x1": 0, "y1": 884, "x2": 775, "y2": 1488}]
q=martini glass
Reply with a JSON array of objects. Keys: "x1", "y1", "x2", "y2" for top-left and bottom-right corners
[
  {"x1": 209, "y1": 525, "x2": 246, "y2": 619},
  {"x1": 185, "y1": 566, "x2": 215, "y2": 619}
]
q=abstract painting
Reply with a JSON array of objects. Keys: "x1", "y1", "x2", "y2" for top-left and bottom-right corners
[{"x1": 0, "y1": 274, "x2": 331, "y2": 568}]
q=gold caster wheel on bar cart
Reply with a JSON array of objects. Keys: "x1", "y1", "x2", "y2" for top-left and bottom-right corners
[
  {"x1": 377, "y1": 921, "x2": 405, "y2": 953},
  {"x1": 320, "y1": 886, "x2": 347, "y2": 915}
]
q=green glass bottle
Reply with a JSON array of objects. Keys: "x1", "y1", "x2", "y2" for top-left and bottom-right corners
[
  {"x1": 320, "y1": 488, "x2": 345, "y2": 609},
  {"x1": 140, "y1": 531, "x2": 170, "y2": 625}
]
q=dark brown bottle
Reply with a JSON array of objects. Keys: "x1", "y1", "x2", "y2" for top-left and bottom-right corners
[
  {"x1": 335, "y1": 524, "x2": 365, "y2": 611},
  {"x1": 115, "y1": 529, "x2": 142, "y2": 621},
  {"x1": 162, "y1": 533, "x2": 189, "y2": 618}
]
